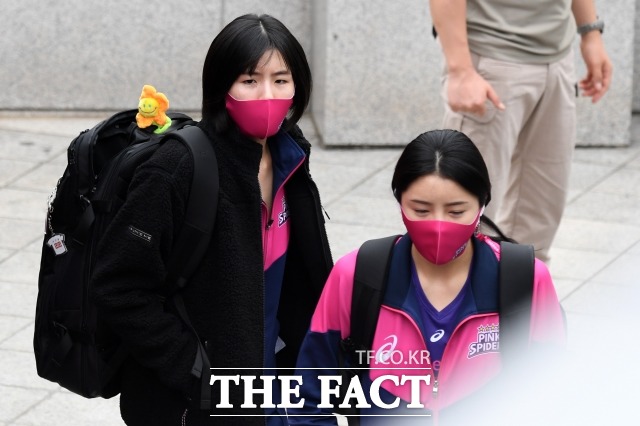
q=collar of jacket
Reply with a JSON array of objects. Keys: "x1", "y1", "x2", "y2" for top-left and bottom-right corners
[
  {"x1": 198, "y1": 121, "x2": 312, "y2": 159},
  {"x1": 384, "y1": 235, "x2": 500, "y2": 330}
]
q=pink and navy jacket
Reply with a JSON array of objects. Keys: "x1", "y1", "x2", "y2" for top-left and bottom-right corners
[
  {"x1": 262, "y1": 133, "x2": 308, "y2": 425},
  {"x1": 290, "y1": 234, "x2": 566, "y2": 424},
  {"x1": 262, "y1": 132, "x2": 306, "y2": 374}
]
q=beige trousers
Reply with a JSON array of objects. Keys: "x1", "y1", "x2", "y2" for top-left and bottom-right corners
[{"x1": 441, "y1": 52, "x2": 576, "y2": 262}]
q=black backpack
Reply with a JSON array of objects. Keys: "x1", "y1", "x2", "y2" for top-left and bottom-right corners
[
  {"x1": 339, "y1": 236, "x2": 535, "y2": 424},
  {"x1": 33, "y1": 109, "x2": 218, "y2": 403}
]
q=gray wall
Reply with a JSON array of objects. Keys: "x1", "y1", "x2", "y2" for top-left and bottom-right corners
[
  {"x1": 0, "y1": 0, "x2": 636, "y2": 146},
  {"x1": 0, "y1": 0, "x2": 311, "y2": 111},
  {"x1": 311, "y1": 0, "x2": 440, "y2": 146},
  {"x1": 634, "y1": 0, "x2": 640, "y2": 111}
]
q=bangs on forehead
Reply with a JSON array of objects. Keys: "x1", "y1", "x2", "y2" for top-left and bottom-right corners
[{"x1": 244, "y1": 46, "x2": 290, "y2": 75}]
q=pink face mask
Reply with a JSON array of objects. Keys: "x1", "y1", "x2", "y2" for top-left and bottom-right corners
[
  {"x1": 401, "y1": 207, "x2": 484, "y2": 265},
  {"x1": 225, "y1": 93, "x2": 293, "y2": 139}
]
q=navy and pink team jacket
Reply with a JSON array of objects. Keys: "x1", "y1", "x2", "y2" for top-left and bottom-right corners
[
  {"x1": 262, "y1": 132, "x2": 306, "y2": 373},
  {"x1": 290, "y1": 234, "x2": 566, "y2": 424},
  {"x1": 262, "y1": 133, "x2": 307, "y2": 426}
]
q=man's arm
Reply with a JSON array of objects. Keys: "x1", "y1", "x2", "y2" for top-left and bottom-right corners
[
  {"x1": 430, "y1": 0, "x2": 504, "y2": 115},
  {"x1": 572, "y1": 0, "x2": 612, "y2": 103}
]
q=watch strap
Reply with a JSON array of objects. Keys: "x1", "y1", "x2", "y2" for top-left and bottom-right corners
[{"x1": 577, "y1": 18, "x2": 604, "y2": 35}]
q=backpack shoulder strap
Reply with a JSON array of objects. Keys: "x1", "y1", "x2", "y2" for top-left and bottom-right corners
[
  {"x1": 349, "y1": 234, "x2": 400, "y2": 366},
  {"x1": 337, "y1": 235, "x2": 399, "y2": 425},
  {"x1": 162, "y1": 125, "x2": 218, "y2": 410},
  {"x1": 499, "y1": 241, "x2": 535, "y2": 361},
  {"x1": 164, "y1": 125, "x2": 219, "y2": 288}
]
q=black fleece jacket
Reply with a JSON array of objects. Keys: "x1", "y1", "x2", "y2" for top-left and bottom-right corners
[{"x1": 91, "y1": 122, "x2": 333, "y2": 425}]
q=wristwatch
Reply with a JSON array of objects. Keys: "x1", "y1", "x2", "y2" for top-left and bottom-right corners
[{"x1": 577, "y1": 18, "x2": 604, "y2": 35}]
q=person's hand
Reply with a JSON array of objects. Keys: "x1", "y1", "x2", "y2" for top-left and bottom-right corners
[
  {"x1": 446, "y1": 68, "x2": 505, "y2": 116},
  {"x1": 579, "y1": 33, "x2": 612, "y2": 103}
]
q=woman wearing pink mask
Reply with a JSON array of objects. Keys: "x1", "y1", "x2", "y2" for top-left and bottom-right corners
[
  {"x1": 92, "y1": 14, "x2": 332, "y2": 426},
  {"x1": 290, "y1": 129, "x2": 566, "y2": 425}
]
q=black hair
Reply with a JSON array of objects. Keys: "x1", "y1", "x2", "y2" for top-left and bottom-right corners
[
  {"x1": 392, "y1": 129, "x2": 513, "y2": 242},
  {"x1": 392, "y1": 129, "x2": 491, "y2": 205},
  {"x1": 201, "y1": 14, "x2": 312, "y2": 134}
]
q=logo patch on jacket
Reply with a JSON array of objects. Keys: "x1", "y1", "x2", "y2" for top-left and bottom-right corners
[
  {"x1": 128, "y1": 225, "x2": 152, "y2": 244},
  {"x1": 467, "y1": 323, "x2": 499, "y2": 358},
  {"x1": 278, "y1": 197, "x2": 289, "y2": 227}
]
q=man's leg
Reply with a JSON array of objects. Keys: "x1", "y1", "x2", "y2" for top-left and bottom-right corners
[{"x1": 502, "y1": 53, "x2": 576, "y2": 262}]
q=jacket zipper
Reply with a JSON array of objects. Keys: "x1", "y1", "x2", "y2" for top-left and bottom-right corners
[
  {"x1": 262, "y1": 201, "x2": 272, "y2": 262},
  {"x1": 430, "y1": 313, "x2": 496, "y2": 402},
  {"x1": 432, "y1": 372, "x2": 439, "y2": 399}
]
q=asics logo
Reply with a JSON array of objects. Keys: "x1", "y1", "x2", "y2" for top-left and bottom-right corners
[
  {"x1": 430, "y1": 329, "x2": 445, "y2": 343},
  {"x1": 367, "y1": 334, "x2": 432, "y2": 366},
  {"x1": 375, "y1": 335, "x2": 398, "y2": 363}
]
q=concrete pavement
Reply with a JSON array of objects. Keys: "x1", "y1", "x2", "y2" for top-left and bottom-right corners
[{"x1": 1, "y1": 112, "x2": 640, "y2": 424}]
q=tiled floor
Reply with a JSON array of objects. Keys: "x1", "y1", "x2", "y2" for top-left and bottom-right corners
[{"x1": 1, "y1": 113, "x2": 639, "y2": 424}]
